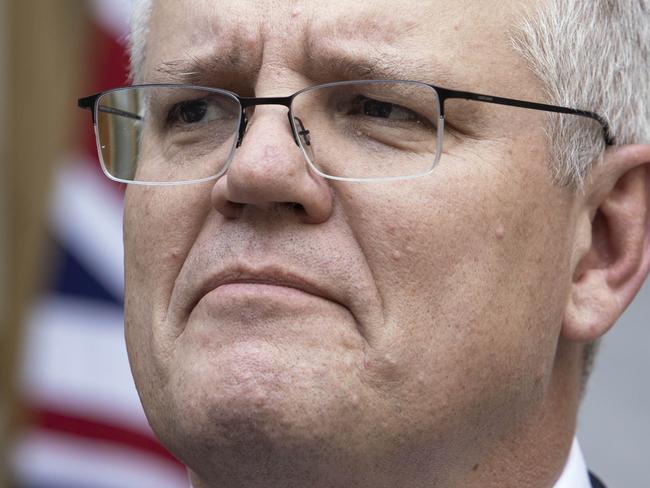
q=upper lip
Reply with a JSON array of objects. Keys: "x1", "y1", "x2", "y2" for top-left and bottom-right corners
[{"x1": 186, "y1": 264, "x2": 343, "y2": 314}]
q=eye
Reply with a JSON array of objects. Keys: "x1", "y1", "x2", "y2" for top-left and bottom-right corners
[
  {"x1": 349, "y1": 96, "x2": 422, "y2": 123},
  {"x1": 166, "y1": 97, "x2": 224, "y2": 127},
  {"x1": 178, "y1": 100, "x2": 207, "y2": 124}
]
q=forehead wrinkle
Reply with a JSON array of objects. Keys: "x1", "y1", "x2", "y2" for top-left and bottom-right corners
[
  {"x1": 302, "y1": 36, "x2": 457, "y2": 85},
  {"x1": 146, "y1": 6, "x2": 263, "y2": 84},
  {"x1": 302, "y1": 9, "x2": 456, "y2": 85},
  {"x1": 308, "y1": 6, "x2": 420, "y2": 45}
]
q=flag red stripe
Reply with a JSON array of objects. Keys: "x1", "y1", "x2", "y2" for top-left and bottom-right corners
[{"x1": 30, "y1": 406, "x2": 184, "y2": 468}]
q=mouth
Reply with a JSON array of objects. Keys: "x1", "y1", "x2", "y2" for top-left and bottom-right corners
[{"x1": 187, "y1": 265, "x2": 343, "y2": 315}]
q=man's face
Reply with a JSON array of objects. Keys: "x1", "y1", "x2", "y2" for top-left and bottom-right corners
[{"x1": 124, "y1": 0, "x2": 578, "y2": 485}]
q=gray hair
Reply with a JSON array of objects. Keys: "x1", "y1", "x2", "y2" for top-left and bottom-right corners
[
  {"x1": 128, "y1": 0, "x2": 153, "y2": 84},
  {"x1": 127, "y1": 0, "x2": 650, "y2": 384},
  {"x1": 513, "y1": 0, "x2": 650, "y2": 188}
]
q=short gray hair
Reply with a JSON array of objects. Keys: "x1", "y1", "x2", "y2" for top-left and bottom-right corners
[
  {"x1": 128, "y1": 0, "x2": 153, "y2": 83},
  {"x1": 127, "y1": 0, "x2": 650, "y2": 384},
  {"x1": 513, "y1": 0, "x2": 650, "y2": 188}
]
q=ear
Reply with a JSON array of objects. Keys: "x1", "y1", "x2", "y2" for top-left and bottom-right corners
[{"x1": 563, "y1": 144, "x2": 650, "y2": 342}]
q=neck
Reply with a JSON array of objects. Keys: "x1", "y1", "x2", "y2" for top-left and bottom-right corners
[{"x1": 450, "y1": 338, "x2": 583, "y2": 488}]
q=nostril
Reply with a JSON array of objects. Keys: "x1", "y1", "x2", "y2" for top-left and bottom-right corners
[
  {"x1": 267, "y1": 202, "x2": 307, "y2": 217},
  {"x1": 289, "y1": 202, "x2": 305, "y2": 214}
]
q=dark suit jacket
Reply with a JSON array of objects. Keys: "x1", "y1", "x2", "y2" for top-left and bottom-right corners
[{"x1": 589, "y1": 472, "x2": 607, "y2": 488}]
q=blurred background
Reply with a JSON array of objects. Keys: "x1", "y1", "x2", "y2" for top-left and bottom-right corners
[
  {"x1": 0, "y1": 1, "x2": 647, "y2": 487},
  {"x1": 1, "y1": 1, "x2": 187, "y2": 486}
]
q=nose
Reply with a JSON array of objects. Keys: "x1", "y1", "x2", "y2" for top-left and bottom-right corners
[{"x1": 211, "y1": 106, "x2": 333, "y2": 224}]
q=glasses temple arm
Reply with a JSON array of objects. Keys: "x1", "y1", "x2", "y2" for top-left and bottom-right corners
[
  {"x1": 77, "y1": 94, "x2": 142, "y2": 122},
  {"x1": 436, "y1": 87, "x2": 615, "y2": 146}
]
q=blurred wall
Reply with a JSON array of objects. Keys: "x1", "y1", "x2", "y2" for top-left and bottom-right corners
[{"x1": 1, "y1": 1, "x2": 86, "y2": 485}]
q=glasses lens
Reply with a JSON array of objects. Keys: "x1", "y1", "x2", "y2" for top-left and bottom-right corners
[
  {"x1": 291, "y1": 81, "x2": 441, "y2": 180},
  {"x1": 95, "y1": 86, "x2": 241, "y2": 183}
]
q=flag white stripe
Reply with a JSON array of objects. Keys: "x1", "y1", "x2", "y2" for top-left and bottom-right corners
[
  {"x1": 13, "y1": 429, "x2": 187, "y2": 488},
  {"x1": 90, "y1": 0, "x2": 133, "y2": 39},
  {"x1": 20, "y1": 294, "x2": 150, "y2": 435}
]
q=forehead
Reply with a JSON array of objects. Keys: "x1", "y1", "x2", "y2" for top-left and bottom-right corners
[{"x1": 144, "y1": 0, "x2": 540, "y2": 98}]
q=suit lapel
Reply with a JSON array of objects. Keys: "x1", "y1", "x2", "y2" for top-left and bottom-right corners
[{"x1": 588, "y1": 471, "x2": 606, "y2": 488}]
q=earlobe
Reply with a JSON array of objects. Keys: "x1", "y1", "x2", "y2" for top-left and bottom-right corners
[{"x1": 563, "y1": 144, "x2": 650, "y2": 343}]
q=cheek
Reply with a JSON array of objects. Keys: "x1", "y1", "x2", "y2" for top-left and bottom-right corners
[
  {"x1": 337, "y1": 154, "x2": 573, "y2": 407},
  {"x1": 123, "y1": 184, "x2": 212, "y2": 392},
  {"x1": 123, "y1": 184, "x2": 211, "y2": 301}
]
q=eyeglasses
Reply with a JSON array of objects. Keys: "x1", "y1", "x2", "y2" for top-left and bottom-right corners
[{"x1": 78, "y1": 80, "x2": 614, "y2": 185}]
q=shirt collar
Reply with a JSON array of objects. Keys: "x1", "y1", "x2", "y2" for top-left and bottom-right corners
[{"x1": 553, "y1": 438, "x2": 592, "y2": 488}]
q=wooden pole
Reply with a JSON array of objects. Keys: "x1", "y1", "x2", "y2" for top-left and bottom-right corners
[{"x1": 1, "y1": 1, "x2": 87, "y2": 485}]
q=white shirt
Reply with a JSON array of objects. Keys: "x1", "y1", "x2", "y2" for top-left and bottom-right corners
[
  {"x1": 189, "y1": 437, "x2": 593, "y2": 488},
  {"x1": 553, "y1": 438, "x2": 593, "y2": 488}
]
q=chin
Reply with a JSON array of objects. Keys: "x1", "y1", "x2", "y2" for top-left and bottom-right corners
[
  {"x1": 145, "y1": 344, "x2": 359, "y2": 459},
  {"x1": 146, "y1": 369, "x2": 373, "y2": 488}
]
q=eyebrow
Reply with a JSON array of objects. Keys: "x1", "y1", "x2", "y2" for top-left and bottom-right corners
[
  {"x1": 150, "y1": 53, "x2": 250, "y2": 85},
  {"x1": 152, "y1": 49, "x2": 458, "y2": 92}
]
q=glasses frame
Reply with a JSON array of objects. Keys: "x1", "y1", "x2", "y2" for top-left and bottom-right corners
[{"x1": 78, "y1": 80, "x2": 615, "y2": 185}]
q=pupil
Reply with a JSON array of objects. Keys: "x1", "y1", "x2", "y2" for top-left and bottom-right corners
[
  {"x1": 180, "y1": 101, "x2": 207, "y2": 123},
  {"x1": 363, "y1": 99, "x2": 392, "y2": 118}
]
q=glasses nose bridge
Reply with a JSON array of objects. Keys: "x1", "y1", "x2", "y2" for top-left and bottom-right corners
[{"x1": 237, "y1": 95, "x2": 298, "y2": 147}]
